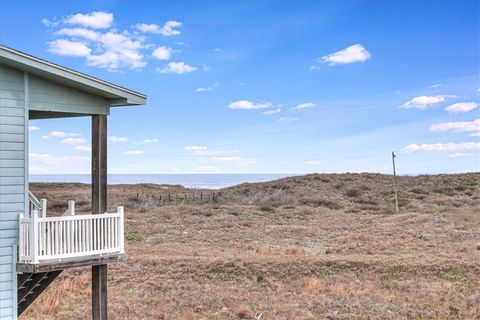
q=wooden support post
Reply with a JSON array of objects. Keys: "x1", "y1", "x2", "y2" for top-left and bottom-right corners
[
  {"x1": 392, "y1": 151, "x2": 399, "y2": 212},
  {"x1": 92, "y1": 115, "x2": 108, "y2": 320}
]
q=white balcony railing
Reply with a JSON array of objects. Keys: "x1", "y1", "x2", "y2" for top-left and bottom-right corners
[{"x1": 19, "y1": 204, "x2": 125, "y2": 264}]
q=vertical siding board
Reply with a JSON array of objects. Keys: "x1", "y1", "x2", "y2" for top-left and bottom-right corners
[{"x1": 0, "y1": 64, "x2": 25, "y2": 319}]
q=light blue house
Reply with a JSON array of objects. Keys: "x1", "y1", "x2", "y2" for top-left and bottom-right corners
[{"x1": 0, "y1": 45, "x2": 147, "y2": 319}]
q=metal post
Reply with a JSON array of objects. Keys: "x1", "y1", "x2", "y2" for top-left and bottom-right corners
[
  {"x1": 92, "y1": 115, "x2": 108, "y2": 320},
  {"x1": 392, "y1": 151, "x2": 399, "y2": 212}
]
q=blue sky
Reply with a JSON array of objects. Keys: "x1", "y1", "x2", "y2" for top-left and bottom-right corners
[{"x1": 1, "y1": 0, "x2": 479, "y2": 174}]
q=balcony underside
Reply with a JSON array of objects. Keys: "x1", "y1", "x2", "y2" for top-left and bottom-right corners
[{"x1": 17, "y1": 253, "x2": 124, "y2": 273}]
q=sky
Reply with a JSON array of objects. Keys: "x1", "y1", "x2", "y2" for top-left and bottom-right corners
[{"x1": 0, "y1": 0, "x2": 479, "y2": 174}]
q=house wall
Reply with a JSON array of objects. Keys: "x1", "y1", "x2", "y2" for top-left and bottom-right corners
[
  {"x1": 28, "y1": 74, "x2": 109, "y2": 116},
  {"x1": 0, "y1": 63, "x2": 112, "y2": 319},
  {"x1": 0, "y1": 64, "x2": 25, "y2": 320}
]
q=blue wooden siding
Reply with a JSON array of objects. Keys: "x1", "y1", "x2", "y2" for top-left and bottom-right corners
[
  {"x1": 0, "y1": 60, "x2": 117, "y2": 319},
  {"x1": 0, "y1": 64, "x2": 24, "y2": 319},
  {"x1": 29, "y1": 74, "x2": 109, "y2": 115}
]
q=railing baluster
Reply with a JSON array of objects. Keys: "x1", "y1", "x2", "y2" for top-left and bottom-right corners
[
  {"x1": 42, "y1": 221, "x2": 45, "y2": 257},
  {"x1": 86, "y1": 218, "x2": 89, "y2": 253},
  {"x1": 19, "y1": 208, "x2": 124, "y2": 264},
  {"x1": 75, "y1": 220, "x2": 77, "y2": 253},
  {"x1": 89, "y1": 217, "x2": 92, "y2": 252},
  {"x1": 50, "y1": 221, "x2": 54, "y2": 256},
  {"x1": 92, "y1": 218, "x2": 96, "y2": 251},
  {"x1": 113, "y1": 217, "x2": 116, "y2": 249},
  {"x1": 78, "y1": 220, "x2": 82, "y2": 253},
  {"x1": 111, "y1": 217, "x2": 114, "y2": 249},
  {"x1": 119, "y1": 207, "x2": 125, "y2": 253},
  {"x1": 112, "y1": 217, "x2": 115, "y2": 249},
  {"x1": 66, "y1": 220, "x2": 69, "y2": 254},
  {"x1": 45, "y1": 221, "x2": 49, "y2": 257},
  {"x1": 83, "y1": 219, "x2": 86, "y2": 253},
  {"x1": 105, "y1": 217, "x2": 109, "y2": 249},
  {"x1": 100, "y1": 217, "x2": 104, "y2": 250},
  {"x1": 80, "y1": 220, "x2": 83, "y2": 253},
  {"x1": 108, "y1": 217, "x2": 110, "y2": 249},
  {"x1": 107, "y1": 217, "x2": 111, "y2": 249},
  {"x1": 59, "y1": 221, "x2": 62, "y2": 255},
  {"x1": 84, "y1": 219, "x2": 87, "y2": 253},
  {"x1": 54, "y1": 221, "x2": 58, "y2": 255},
  {"x1": 70, "y1": 220, "x2": 73, "y2": 254}
]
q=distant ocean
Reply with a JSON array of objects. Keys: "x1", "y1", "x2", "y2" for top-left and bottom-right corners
[{"x1": 29, "y1": 174, "x2": 296, "y2": 189}]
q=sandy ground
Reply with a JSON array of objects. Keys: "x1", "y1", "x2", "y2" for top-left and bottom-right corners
[{"x1": 23, "y1": 173, "x2": 480, "y2": 319}]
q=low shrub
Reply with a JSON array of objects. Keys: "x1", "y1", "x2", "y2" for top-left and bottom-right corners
[
  {"x1": 300, "y1": 197, "x2": 342, "y2": 210},
  {"x1": 345, "y1": 188, "x2": 362, "y2": 198}
]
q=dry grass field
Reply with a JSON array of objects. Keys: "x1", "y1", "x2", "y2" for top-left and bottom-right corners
[{"x1": 23, "y1": 173, "x2": 480, "y2": 319}]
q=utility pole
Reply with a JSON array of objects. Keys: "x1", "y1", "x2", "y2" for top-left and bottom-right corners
[{"x1": 392, "y1": 151, "x2": 399, "y2": 212}]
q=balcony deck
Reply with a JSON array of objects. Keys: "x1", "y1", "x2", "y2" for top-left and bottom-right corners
[
  {"x1": 17, "y1": 253, "x2": 124, "y2": 273},
  {"x1": 18, "y1": 193, "x2": 125, "y2": 273}
]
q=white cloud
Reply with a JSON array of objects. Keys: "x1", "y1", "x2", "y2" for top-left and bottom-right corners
[
  {"x1": 46, "y1": 14, "x2": 147, "y2": 71},
  {"x1": 295, "y1": 102, "x2": 316, "y2": 110},
  {"x1": 86, "y1": 31, "x2": 146, "y2": 70},
  {"x1": 306, "y1": 160, "x2": 322, "y2": 165},
  {"x1": 65, "y1": 11, "x2": 113, "y2": 29},
  {"x1": 157, "y1": 61, "x2": 197, "y2": 74},
  {"x1": 45, "y1": 13, "x2": 189, "y2": 71},
  {"x1": 152, "y1": 46, "x2": 172, "y2": 60},
  {"x1": 195, "y1": 83, "x2": 219, "y2": 92},
  {"x1": 56, "y1": 28, "x2": 100, "y2": 41},
  {"x1": 402, "y1": 142, "x2": 480, "y2": 154},
  {"x1": 135, "y1": 23, "x2": 160, "y2": 33},
  {"x1": 399, "y1": 95, "x2": 454, "y2": 109},
  {"x1": 471, "y1": 132, "x2": 480, "y2": 137},
  {"x1": 185, "y1": 145, "x2": 242, "y2": 157},
  {"x1": 192, "y1": 166, "x2": 221, "y2": 173},
  {"x1": 228, "y1": 100, "x2": 270, "y2": 110},
  {"x1": 169, "y1": 166, "x2": 180, "y2": 172},
  {"x1": 321, "y1": 44, "x2": 371, "y2": 65},
  {"x1": 137, "y1": 139, "x2": 158, "y2": 144},
  {"x1": 184, "y1": 145, "x2": 208, "y2": 154},
  {"x1": 124, "y1": 150, "x2": 144, "y2": 155},
  {"x1": 29, "y1": 126, "x2": 39, "y2": 132},
  {"x1": 41, "y1": 18, "x2": 60, "y2": 27},
  {"x1": 75, "y1": 145, "x2": 91, "y2": 152},
  {"x1": 48, "y1": 39, "x2": 91, "y2": 57},
  {"x1": 262, "y1": 108, "x2": 281, "y2": 115},
  {"x1": 43, "y1": 131, "x2": 81, "y2": 139},
  {"x1": 445, "y1": 102, "x2": 479, "y2": 114},
  {"x1": 278, "y1": 117, "x2": 299, "y2": 123},
  {"x1": 430, "y1": 119, "x2": 480, "y2": 134},
  {"x1": 29, "y1": 152, "x2": 89, "y2": 167},
  {"x1": 108, "y1": 136, "x2": 128, "y2": 144},
  {"x1": 429, "y1": 83, "x2": 443, "y2": 88},
  {"x1": 135, "y1": 21, "x2": 182, "y2": 36},
  {"x1": 207, "y1": 156, "x2": 256, "y2": 165},
  {"x1": 61, "y1": 137, "x2": 87, "y2": 146},
  {"x1": 448, "y1": 152, "x2": 473, "y2": 158},
  {"x1": 158, "y1": 21, "x2": 182, "y2": 36}
]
